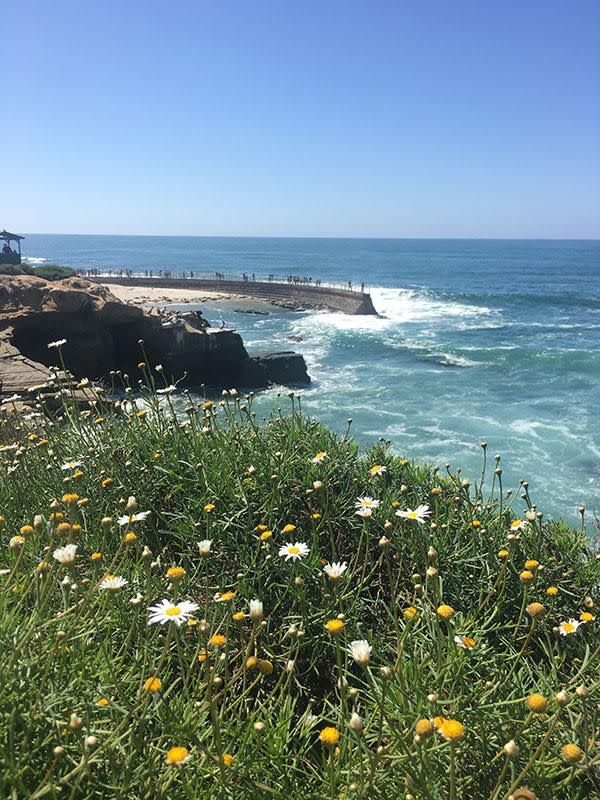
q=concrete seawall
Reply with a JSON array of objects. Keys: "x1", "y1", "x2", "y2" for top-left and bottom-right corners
[{"x1": 93, "y1": 277, "x2": 378, "y2": 316}]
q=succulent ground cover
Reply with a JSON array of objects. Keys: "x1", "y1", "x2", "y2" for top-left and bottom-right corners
[{"x1": 0, "y1": 363, "x2": 598, "y2": 799}]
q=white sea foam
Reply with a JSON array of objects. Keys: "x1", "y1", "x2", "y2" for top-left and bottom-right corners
[
  {"x1": 370, "y1": 287, "x2": 495, "y2": 323},
  {"x1": 288, "y1": 286, "x2": 497, "y2": 338},
  {"x1": 22, "y1": 256, "x2": 50, "y2": 264}
]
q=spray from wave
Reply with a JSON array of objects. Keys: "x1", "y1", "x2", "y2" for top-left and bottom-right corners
[{"x1": 289, "y1": 286, "x2": 495, "y2": 372}]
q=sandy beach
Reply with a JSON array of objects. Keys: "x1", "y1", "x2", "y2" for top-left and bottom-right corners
[{"x1": 106, "y1": 284, "x2": 246, "y2": 306}]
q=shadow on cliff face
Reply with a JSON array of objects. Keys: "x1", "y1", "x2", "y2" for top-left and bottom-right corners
[
  {"x1": 9, "y1": 310, "x2": 311, "y2": 390},
  {"x1": 1, "y1": 276, "x2": 311, "y2": 393},
  {"x1": 10, "y1": 314, "x2": 144, "y2": 378}
]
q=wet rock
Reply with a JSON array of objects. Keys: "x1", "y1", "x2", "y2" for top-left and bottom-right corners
[{"x1": 250, "y1": 351, "x2": 310, "y2": 386}]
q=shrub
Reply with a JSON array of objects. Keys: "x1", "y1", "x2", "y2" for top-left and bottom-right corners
[
  {"x1": 0, "y1": 262, "x2": 34, "y2": 275},
  {"x1": 34, "y1": 263, "x2": 76, "y2": 280},
  {"x1": 0, "y1": 263, "x2": 76, "y2": 280}
]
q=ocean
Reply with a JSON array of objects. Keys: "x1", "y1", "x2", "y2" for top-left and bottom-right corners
[{"x1": 23, "y1": 235, "x2": 600, "y2": 524}]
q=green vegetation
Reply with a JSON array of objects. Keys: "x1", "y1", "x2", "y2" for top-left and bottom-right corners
[
  {"x1": 35, "y1": 263, "x2": 77, "y2": 281},
  {"x1": 0, "y1": 361, "x2": 598, "y2": 799},
  {"x1": 0, "y1": 263, "x2": 76, "y2": 280},
  {"x1": 0, "y1": 262, "x2": 35, "y2": 275}
]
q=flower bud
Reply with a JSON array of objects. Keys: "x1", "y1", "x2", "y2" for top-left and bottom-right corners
[
  {"x1": 503, "y1": 740, "x2": 519, "y2": 759},
  {"x1": 526, "y1": 602, "x2": 546, "y2": 619},
  {"x1": 349, "y1": 713, "x2": 363, "y2": 733}
]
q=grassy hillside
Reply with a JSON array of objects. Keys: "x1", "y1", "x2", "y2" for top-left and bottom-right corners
[{"x1": 0, "y1": 364, "x2": 598, "y2": 799}]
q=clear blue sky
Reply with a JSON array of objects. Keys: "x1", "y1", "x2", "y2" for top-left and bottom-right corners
[{"x1": 3, "y1": 0, "x2": 599, "y2": 237}]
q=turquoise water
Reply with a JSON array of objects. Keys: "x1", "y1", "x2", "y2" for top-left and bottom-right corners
[{"x1": 24, "y1": 235, "x2": 600, "y2": 522}]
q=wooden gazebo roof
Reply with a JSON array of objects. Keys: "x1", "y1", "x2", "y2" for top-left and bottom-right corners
[{"x1": 1, "y1": 230, "x2": 25, "y2": 242}]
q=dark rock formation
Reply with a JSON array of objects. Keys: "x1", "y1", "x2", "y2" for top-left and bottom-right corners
[
  {"x1": 250, "y1": 351, "x2": 311, "y2": 386},
  {"x1": 0, "y1": 276, "x2": 310, "y2": 396}
]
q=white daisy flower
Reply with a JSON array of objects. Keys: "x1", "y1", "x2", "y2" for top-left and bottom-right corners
[
  {"x1": 147, "y1": 599, "x2": 199, "y2": 626},
  {"x1": 61, "y1": 459, "x2": 83, "y2": 471},
  {"x1": 48, "y1": 339, "x2": 67, "y2": 349},
  {"x1": 53, "y1": 544, "x2": 78, "y2": 564},
  {"x1": 1, "y1": 394, "x2": 21, "y2": 405},
  {"x1": 248, "y1": 599, "x2": 264, "y2": 619},
  {"x1": 117, "y1": 511, "x2": 151, "y2": 526},
  {"x1": 369, "y1": 465, "x2": 387, "y2": 476},
  {"x1": 157, "y1": 385, "x2": 177, "y2": 395},
  {"x1": 454, "y1": 635, "x2": 477, "y2": 650},
  {"x1": 213, "y1": 590, "x2": 235, "y2": 602},
  {"x1": 510, "y1": 519, "x2": 528, "y2": 531},
  {"x1": 349, "y1": 639, "x2": 372, "y2": 666},
  {"x1": 355, "y1": 507, "x2": 373, "y2": 518},
  {"x1": 99, "y1": 575, "x2": 128, "y2": 592},
  {"x1": 311, "y1": 451, "x2": 328, "y2": 464},
  {"x1": 355, "y1": 497, "x2": 380, "y2": 509},
  {"x1": 279, "y1": 542, "x2": 310, "y2": 561},
  {"x1": 197, "y1": 539, "x2": 213, "y2": 556},
  {"x1": 396, "y1": 504, "x2": 431, "y2": 524},
  {"x1": 323, "y1": 561, "x2": 348, "y2": 581},
  {"x1": 558, "y1": 619, "x2": 581, "y2": 636}
]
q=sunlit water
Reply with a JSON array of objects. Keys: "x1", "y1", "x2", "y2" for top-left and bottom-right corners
[{"x1": 24, "y1": 235, "x2": 600, "y2": 522}]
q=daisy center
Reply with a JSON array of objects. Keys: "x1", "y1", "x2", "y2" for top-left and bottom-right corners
[
  {"x1": 288, "y1": 546, "x2": 300, "y2": 554},
  {"x1": 165, "y1": 606, "x2": 182, "y2": 616},
  {"x1": 407, "y1": 512, "x2": 417, "y2": 518},
  {"x1": 563, "y1": 623, "x2": 574, "y2": 632}
]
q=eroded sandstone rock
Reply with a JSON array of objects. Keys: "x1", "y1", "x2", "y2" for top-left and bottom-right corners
[{"x1": 0, "y1": 276, "x2": 309, "y2": 396}]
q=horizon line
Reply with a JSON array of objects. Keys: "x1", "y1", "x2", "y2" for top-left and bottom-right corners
[{"x1": 20, "y1": 232, "x2": 600, "y2": 242}]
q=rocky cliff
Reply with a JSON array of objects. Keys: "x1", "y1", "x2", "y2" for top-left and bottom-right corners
[{"x1": 0, "y1": 276, "x2": 309, "y2": 398}]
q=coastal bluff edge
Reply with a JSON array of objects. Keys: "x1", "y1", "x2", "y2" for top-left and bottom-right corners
[{"x1": 92, "y1": 276, "x2": 379, "y2": 315}]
